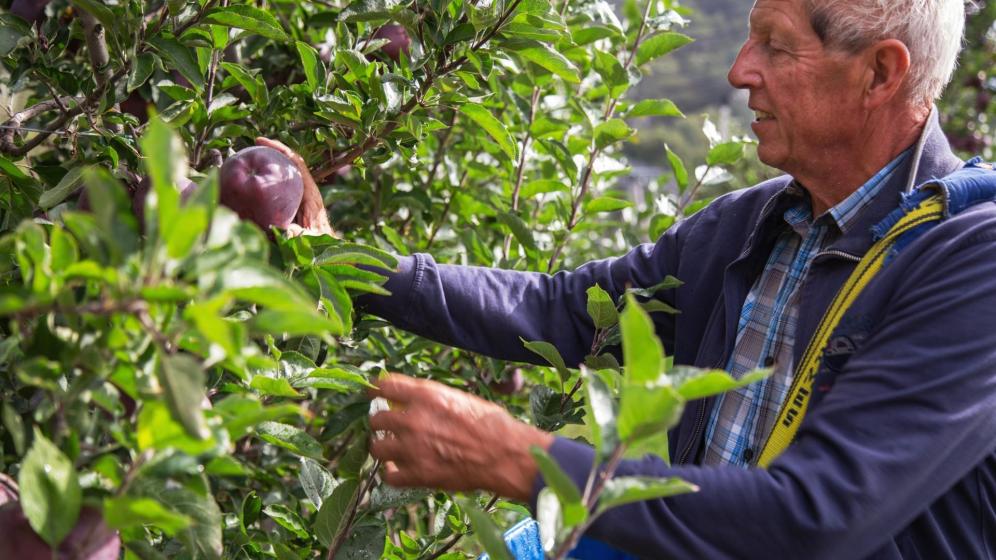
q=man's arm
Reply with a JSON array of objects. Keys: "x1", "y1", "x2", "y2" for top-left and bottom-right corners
[{"x1": 359, "y1": 233, "x2": 685, "y2": 367}]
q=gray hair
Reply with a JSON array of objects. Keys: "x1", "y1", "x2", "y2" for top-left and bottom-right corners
[{"x1": 805, "y1": 0, "x2": 965, "y2": 106}]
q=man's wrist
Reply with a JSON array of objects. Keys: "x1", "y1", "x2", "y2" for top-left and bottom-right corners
[{"x1": 505, "y1": 426, "x2": 555, "y2": 502}]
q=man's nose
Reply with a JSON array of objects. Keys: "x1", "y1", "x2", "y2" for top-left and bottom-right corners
[{"x1": 728, "y1": 40, "x2": 761, "y2": 90}]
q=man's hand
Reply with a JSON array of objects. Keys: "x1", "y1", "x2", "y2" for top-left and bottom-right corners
[
  {"x1": 254, "y1": 137, "x2": 338, "y2": 238},
  {"x1": 369, "y1": 374, "x2": 555, "y2": 502}
]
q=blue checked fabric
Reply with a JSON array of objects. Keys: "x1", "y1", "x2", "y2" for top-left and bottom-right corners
[{"x1": 701, "y1": 150, "x2": 911, "y2": 467}]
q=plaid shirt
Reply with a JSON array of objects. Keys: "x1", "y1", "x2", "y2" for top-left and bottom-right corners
[{"x1": 701, "y1": 151, "x2": 911, "y2": 467}]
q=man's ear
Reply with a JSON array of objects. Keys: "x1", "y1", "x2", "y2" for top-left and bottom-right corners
[{"x1": 863, "y1": 38, "x2": 912, "y2": 109}]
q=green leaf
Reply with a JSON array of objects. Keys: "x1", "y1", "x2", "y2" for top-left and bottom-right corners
[
  {"x1": 314, "y1": 478, "x2": 360, "y2": 547},
  {"x1": 252, "y1": 309, "x2": 344, "y2": 337},
  {"x1": 635, "y1": 32, "x2": 693, "y2": 66},
  {"x1": 497, "y1": 212, "x2": 536, "y2": 250},
  {"x1": 296, "y1": 41, "x2": 322, "y2": 92},
  {"x1": 250, "y1": 375, "x2": 304, "y2": 398},
  {"x1": 670, "y1": 367, "x2": 770, "y2": 400},
  {"x1": 314, "y1": 243, "x2": 398, "y2": 270},
  {"x1": 157, "y1": 352, "x2": 210, "y2": 440},
  {"x1": 706, "y1": 141, "x2": 746, "y2": 166},
  {"x1": 136, "y1": 400, "x2": 217, "y2": 455},
  {"x1": 598, "y1": 476, "x2": 698, "y2": 511},
  {"x1": 626, "y1": 99, "x2": 683, "y2": 119},
  {"x1": 264, "y1": 504, "x2": 310, "y2": 539},
  {"x1": 128, "y1": 52, "x2": 157, "y2": 92},
  {"x1": 620, "y1": 294, "x2": 664, "y2": 383},
  {"x1": 334, "y1": 523, "x2": 387, "y2": 560},
  {"x1": 593, "y1": 50, "x2": 628, "y2": 97},
  {"x1": 339, "y1": 0, "x2": 403, "y2": 22},
  {"x1": 667, "y1": 147, "x2": 688, "y2": 191},
  {"x1": 518, "y1": 43, "x2": 581, "y2": 84},
  {"x1": 135, "y1": 480, "x2": 223, "y2": 560},
  {"x1": 529, "y1": 446, "x2": 587, "y2": 526},
  {"x1": 585, "y1": 196, "x2": 631, "y2": 214},
  {"x1": 203, "y1": 5, "x2": 288, "y2": 41},
  {"x1": 521, "y1": 179, "x2": 569, "y2": 199},
  {"x1": 585, "y1": 284, "x2": 618, "y2": 328},
  {"x1": 220, "y1": 62, "x2": 264, "y2": 104},
  {"x1": 299, "y1": 457, "x2": 336, "y2": 509},
  {"x1": 641, "y1": 299, "x2": 679, "y2": 315},
  {"x1": 617, "y1": 383, "x2": 684, "y2": 442},
  {"x1": 583, "y1": 368, "x2": 619, "y2": 459},
  {"x1": 256, "y1": 421, "x2": 323, "y2": 458},
  {"x1": 459, "y1": 499, "x2": 513, "y2": 560},
  {"x1": 522, "y1": 339, "x2": 571, "y2": 381},
  {"x1": 626, "y1": 276, "x2": 683, "y2": 298},
  {"x1": 148, "y1": 35, "x2": 205, "y2": 90},
  {"x1": 459, "y1": 103, "x2": 518, "y2": 161},
  {"x1": 103, "y1": 496, "x2": 192, "y2": 536},
  {"x1": 0, "y1": 14, "x2": 30, "y2": 56},
  {"x1": 18, "y1": 431, "x2": 82, "y2": 547},
  {"x1": 38, "y1": 166, "x2": 85, "y2": 209},
  {"x1": 593, "y1": 119, "x2": 634, "y2": 150}
]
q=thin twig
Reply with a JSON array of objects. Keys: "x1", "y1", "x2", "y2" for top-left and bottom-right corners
[{"x1": 327, "y1": 459, "x2": 383, "y2": 560}]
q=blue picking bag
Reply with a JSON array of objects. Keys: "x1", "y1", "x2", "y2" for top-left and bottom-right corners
[{"x1": 478, "y1": 518, "x2": 636, "y2": 560}]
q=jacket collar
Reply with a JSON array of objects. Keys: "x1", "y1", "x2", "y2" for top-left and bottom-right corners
[{"x1": 745, "y1": 108, "x2": 964, "y2": 261}]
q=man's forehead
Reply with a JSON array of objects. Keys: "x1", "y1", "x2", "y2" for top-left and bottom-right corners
[{"x1": 748, "y1": 0, "x2": 808, "y2": 29}]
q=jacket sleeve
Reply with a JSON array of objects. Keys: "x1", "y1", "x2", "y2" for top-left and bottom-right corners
[
  {"x1": 359, "y1": 220, "x2": 690, "y2": 367},
  {"x1": 533, "y1": 215, "x2": 996, "y2": 559}
]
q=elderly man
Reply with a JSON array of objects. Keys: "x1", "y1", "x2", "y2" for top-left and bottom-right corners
[{"x1": 275, "y1": 0, "x2": 996, "y2": 557}]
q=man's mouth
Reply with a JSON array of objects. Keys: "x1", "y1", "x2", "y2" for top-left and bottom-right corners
[{"x1": 754, "y1": 110, "x2": 774, "y2": 121}]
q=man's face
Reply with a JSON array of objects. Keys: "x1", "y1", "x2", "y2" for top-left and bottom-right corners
[{"x1": 728, "y1": 0, "x2": 868, "y2": 175}]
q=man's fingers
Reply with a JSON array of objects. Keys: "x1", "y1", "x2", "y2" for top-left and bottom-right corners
[
  {"x1": 255, "y1": 137, "x2": 293, "y2": 157},
  {"x1": 371, "y1": 373, "x2": 427, "y2": 404},
  {"x1": 369, "y1": 409, "x2": 409, "y2": 434},
  {"x1": 369, "y1": 433, "x2": 408, "y2": 461}
]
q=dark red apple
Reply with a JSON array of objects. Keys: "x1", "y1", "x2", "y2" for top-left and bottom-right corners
[
  {"x1": 0, "y1": 503, "x2": 119, "y2": 560},
  {"x1": 218, "y1": 146, "x2": 304, "y2": 230},
  {"x1": 9, "y1": 0, "x2": 50, "y2": 23},
  {"x1": 373, "y1": 24, "x2": 411, "y2": 62},
  {"x1": 490, "y1": 369, "x2": 524, "y2": 395}
]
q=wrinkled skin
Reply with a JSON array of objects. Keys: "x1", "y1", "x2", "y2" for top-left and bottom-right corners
[
  {"x1": 373, "y1": 24, "x2": 411, "y2": 62},
  {"x1": 369, "y1": 374, "x2": 553, "y2": 501},
  {"x1": 219, "y1": 146, "x2": 304, "y2": 230},
  {"x1": 0, "y1": 503, "x2": 120, "y2": 560}
]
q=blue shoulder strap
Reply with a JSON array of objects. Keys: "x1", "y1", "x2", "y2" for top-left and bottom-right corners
[{"x1": 871, "y1": 158, "x2": 996, "y2": 260}]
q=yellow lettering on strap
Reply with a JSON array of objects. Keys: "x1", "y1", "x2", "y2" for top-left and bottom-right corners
[{"x1": 757, "y1": 196, "x2": 946, "y2": 468}]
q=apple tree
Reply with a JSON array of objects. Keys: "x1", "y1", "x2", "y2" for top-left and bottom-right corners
[{"x1": 0, "y1": 0, "x2": 753, "y2": 558}]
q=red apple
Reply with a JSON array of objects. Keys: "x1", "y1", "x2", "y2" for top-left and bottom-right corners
[
  {"x1": 373, "y1": 24, "x2": 411, "y2": 62},
  {"x1": 219, "y1": 146, "x2": 304, "y2": 230},
  {"x1": 0, "y1": 503, "x2": 119, "y2": 560},
  {"x1": 490, "y1": 369, "x2": 525, "y2": 395},
  {"x1": 9, "y1": 0, "x2": 50, "y2": 23}
]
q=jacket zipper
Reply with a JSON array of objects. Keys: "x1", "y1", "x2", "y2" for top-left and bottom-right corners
[
  {"x1": 675, "y1": 189, "x2": 798, "y2": 465},
  {"x1": 676, "y1": 358, "x2": 727, "y2": 464},
  {"x1": 814, "y1": 249, "x2": 861, "y2": 262}
]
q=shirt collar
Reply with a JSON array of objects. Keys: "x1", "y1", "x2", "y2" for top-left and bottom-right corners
[{"x1": 784, "y1": 148, "x2": 913, "y2": 234}]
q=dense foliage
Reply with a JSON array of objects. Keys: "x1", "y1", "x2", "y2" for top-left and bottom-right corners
[{"x1": 0, "y1": 0, "x2": 761, "y2": 558}]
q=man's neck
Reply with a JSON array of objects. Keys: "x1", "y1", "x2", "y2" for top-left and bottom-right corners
[{"x1": 800, "y1": 106, "x2": 930, "y2": 216}]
